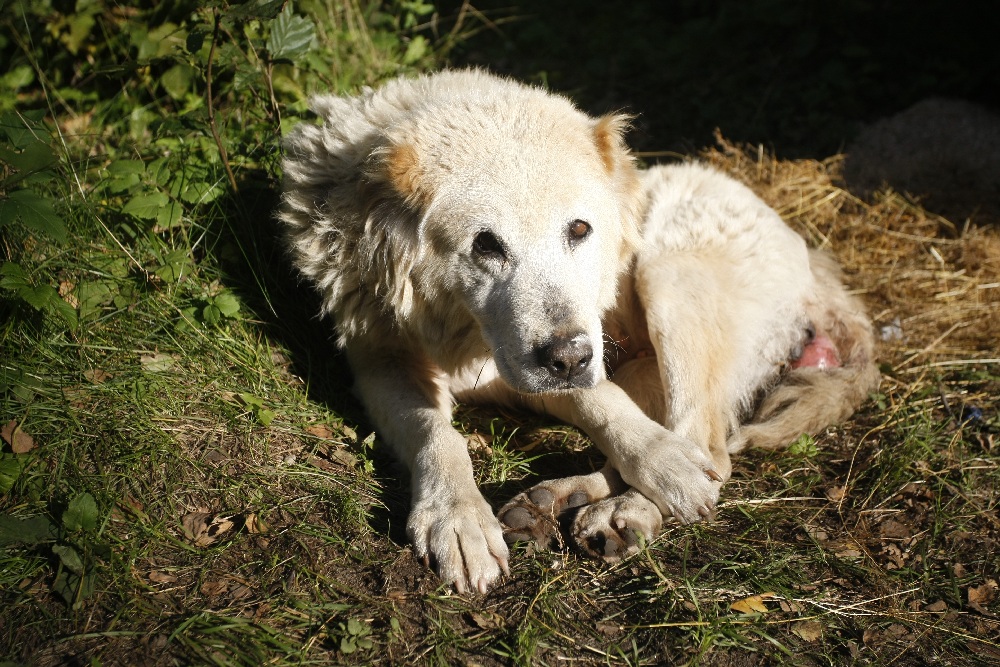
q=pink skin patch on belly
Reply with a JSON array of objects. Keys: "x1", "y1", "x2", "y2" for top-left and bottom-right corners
[{"x1": 791, "y1": 333, "x2": 841, "y2": 370}]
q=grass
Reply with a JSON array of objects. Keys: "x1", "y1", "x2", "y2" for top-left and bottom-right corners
[{"x1": 2, "y1": 1, "x2": 999, "y2": 666}]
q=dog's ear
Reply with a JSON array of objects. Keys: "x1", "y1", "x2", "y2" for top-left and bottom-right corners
[
  {"x1": 593, "y1": 113, "x2": 643, "y2": 258},
  {"x1": 592, "y1": 113, "x2": 635, "y2": 176},
  {"x1": 381, "y1": 142, "x2": 432, "y2": 207}
]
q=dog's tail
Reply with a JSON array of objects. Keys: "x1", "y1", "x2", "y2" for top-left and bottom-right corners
[{"x1": 730, "y1": 250, "x2": 881, "y2": 452}]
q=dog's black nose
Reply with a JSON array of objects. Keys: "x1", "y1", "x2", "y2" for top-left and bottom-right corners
[{"x1": 536, "y1": 334, "x2": 593, "y2": 382}]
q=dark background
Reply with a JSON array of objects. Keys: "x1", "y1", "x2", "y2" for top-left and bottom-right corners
[{"x1": 442, "y1": 0, "x2": 999, "y2": 158}]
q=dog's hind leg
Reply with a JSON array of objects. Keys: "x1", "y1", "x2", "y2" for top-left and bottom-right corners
[
  {"x1": 735, "y1": 250, "x2": 880, "y2": 450},
  {"x1": 497, "y1": 465, "x2": 629, "y2": 549},
  {"x1": 498, "y1": 464, "x2": 664, "y2": 560}
]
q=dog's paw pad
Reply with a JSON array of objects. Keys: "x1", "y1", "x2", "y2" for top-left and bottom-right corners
[
  {"x1": 578, "y1": 529, "x2": 630, "y2": 560},
  {"x1": 498, "y1": 498, "x2": 562, "y2": 550},
  {"x1": 527, "y1": 487, "x2": 555, "y2": 510}
]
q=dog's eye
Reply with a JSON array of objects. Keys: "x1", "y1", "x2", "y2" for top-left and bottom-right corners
[
  {"x1": 472, "y1": 231, "x2": 506, "y2": 260},
  {"x1": 567, "y1": 219, "x2": 592, "y2": 246}
]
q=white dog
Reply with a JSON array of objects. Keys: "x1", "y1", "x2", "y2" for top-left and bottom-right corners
[{"x1": 279, "y1": 70, "x2": 879, "y2": 593}]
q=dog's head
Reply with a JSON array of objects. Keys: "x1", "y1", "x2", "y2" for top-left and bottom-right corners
[{"x1": 363, "y1": 78, "x2": 642, "y2": 393}]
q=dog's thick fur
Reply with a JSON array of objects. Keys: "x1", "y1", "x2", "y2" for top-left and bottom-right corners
[{"x1": 280, "y1": 70, "x2": 879, "y2": 593}]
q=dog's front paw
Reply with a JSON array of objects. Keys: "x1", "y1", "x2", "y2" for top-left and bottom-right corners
[
  {"x1": 620, "y1": 431, "x2": 723, "y2": 524},
  {"x1": 407, "y1": 492, "x2": 509, "y2": 594},
  {"x1": 573, "y1": 489, "x2": 662, "y2": 561}
]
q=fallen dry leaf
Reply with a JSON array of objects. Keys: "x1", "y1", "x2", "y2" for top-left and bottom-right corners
[
  {"x1": 968, "y1": 579, "x2": 998, "y2": 613},
  {"x1": 792, "y1": 620, "x2": 824, "y2": 642},
  {"x1": 230, "y1": 583, "x2": 252, "y2": 600},
  {"x1": 466, "y1": 432, "x2": 493, "y2": 452},
  {"x1": 305, "y1": 423, "x2": 334, "y2": 439},
  {"x1": 595, "y1": 622, "x2": 620, "y2": 636},
  {"x1": 827, "y1": 538, "x2": 864, "y2": 560},
  {"x1": 804, "y1": 524, "x2": 829, "y2": 542},
  {"x1": 181, "y1": 512, "x2": 236, "y2": 547},
  {"x1": 925, "y1": 600, "x2": 948, "y2": 612},
  {"x1": 149, "y1": 571, "x2": 178, "y2": 584},
  {"x1": 885, "y1": 623, "x2": 911, "y2": 639},
  {"x1": 139, "y1": 352, "x2": 176, "y2": 372},
  {"x1": 59, "y1": 280, "x2": 78, "y2": 308},
  {"x1": 730, "y1": 592, "x2": 776, "y2": 614},
  {"x1": 244, "y1": 513, "x2": 268, "y2": 535},
  {"x1": 825, "y1": 485, "x2": 846, "y2": 502},
  {"x1": 1, "y1": 420, "x2": 35, "y2": 454},
  {"x1": 84, "y1": 369, "x2": 112, "y2": 384},
  {"x1": 880, "y1": 519, "x2": 912, "y2": 539},
  {"x1": 468, "y1": 611, "x2": 499, "y2": 630},
  {"x1": 330, "y1": 448, "x2": 359, "y2": 468},
  {"x1": 200, "y1": 580, "x2": 228, "y2": 597}
]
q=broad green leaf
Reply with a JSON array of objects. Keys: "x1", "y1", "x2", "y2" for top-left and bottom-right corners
[
  {"x1": 347, "y1": 618, "x2": 365, "y2": 635},
  {"x1": 202, "y1": 303, "x2": 221, "y2": 326},
  {"x1": 0, "y1": 65, "x2": 34, "y2": 92},
  {"x1": 0, "y1": 190, "x2": 68, "y2": 243},
  {"x1": 238, "y1": 393, "x2": 263, "y2": 409},
  {"x1": 156, "y1": 200, "x2": 184, "y2": 230},
  {"x1": 4, "y1": 140, "x2": 57, "y2": 174},
  {"x1": 106, "y1": 159, "x2": 146, "y2": 177},
  {"x1": 53, "y1": 569, "x2": 95, "y2": 608},
  {"x1": 402, "y1": 35, "x2": 428, "y2": 65},
  {"x1": 0, "y1": 456, "x2": 25, "y2": 494},
  {"x1": 161, "y1": 64, "x2": 194, "y2": 100},
  {"x1": 135, "y1": 22, "x2": 180, "y2": 61},
  {"x1": 0, "y1": 261, "x2": 30, "y2": 290},
  {"x1": 223, "y1": 0, "x2": 284, "y2": 24},
  {"x1": 153, "y1": 248, "x2": 191, "y2": 283},
  {"x1": 63, "y1": 493, "x2": 99, "y2": 534},
  {"x1": 213, "y1": 292, "x2": 241, "y2": 317},
  {"x1": 0, "y1": 110, "x2": 47, "y2": 149},
  {"x1": 186, "y1": 30, "x2": 206, "y2": 54},
  {"x1": 256, "y1": 409, "x2": 276, "y2": 426},
  {"x1": 0, "y1": 513, "x2": 55, "y2": 546},
  {"x1": 64, "y1": 11, "x2": 97, "y2": 54},
  {"x1": 77, "y1": 281, "x2": 114, "y2": 320},
  {"x1": 50, "y1": 295, "x2": 78, "y2": 330},
  {"x1": 180, "y1": 180, "x2": 223, "y2": 204},
  {"x1": 18, "y1": 284, "x2": 58, "y2": 310},
  {"x1": 267, "y1": 6, "x2": 316, "y2": 61},
  {"x1": 52, "y1": 544, "x2": 85, "y2": 574},
  {"x1": 122, "y1": 191, "x2": 169, "y2": 220},
  {"x1": 104, "y1": 172, "x2": 140, "y2": 194}
]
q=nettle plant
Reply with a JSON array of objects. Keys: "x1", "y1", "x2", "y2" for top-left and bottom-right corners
[{"x1": 1, "y1": 0, "x2": 439, "y2": 328}]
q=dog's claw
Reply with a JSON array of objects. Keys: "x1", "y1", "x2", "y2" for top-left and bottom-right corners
[{"x1": 705, "y1": 469, "x2": 723, "y2": 482}]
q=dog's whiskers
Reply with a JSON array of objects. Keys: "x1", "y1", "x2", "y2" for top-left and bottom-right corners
[{"x1": 473, "y1": 344, "x2": 495, "y2": 391}]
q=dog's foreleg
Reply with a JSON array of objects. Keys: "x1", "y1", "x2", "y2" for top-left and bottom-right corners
[{"x1": 346, "y1": 342, "x2": 509, "y2": 594}]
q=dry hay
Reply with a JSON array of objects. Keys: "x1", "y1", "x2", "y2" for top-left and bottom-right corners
[{"x1": 700, "y1": 135, "x2": 999, "y2": 422}]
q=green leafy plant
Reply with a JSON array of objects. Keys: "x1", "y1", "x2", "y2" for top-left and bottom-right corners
[
  {"x1": 336, "y1": 617, "x2": 374, "y2": 655},
  {"x1": 0, "y1": 262, "x2": 77, "y2": 329},
  {"x1": 0, "y1": 493, "x2": 108, "y2": 608},
  {"x1": 0, "y1": 111, "x2": 67, "y2": 243}
]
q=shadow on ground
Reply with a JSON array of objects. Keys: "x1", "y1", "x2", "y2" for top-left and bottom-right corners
[{"x1": 443, "y1": 0, "x2": 1000, "y2": 225}]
